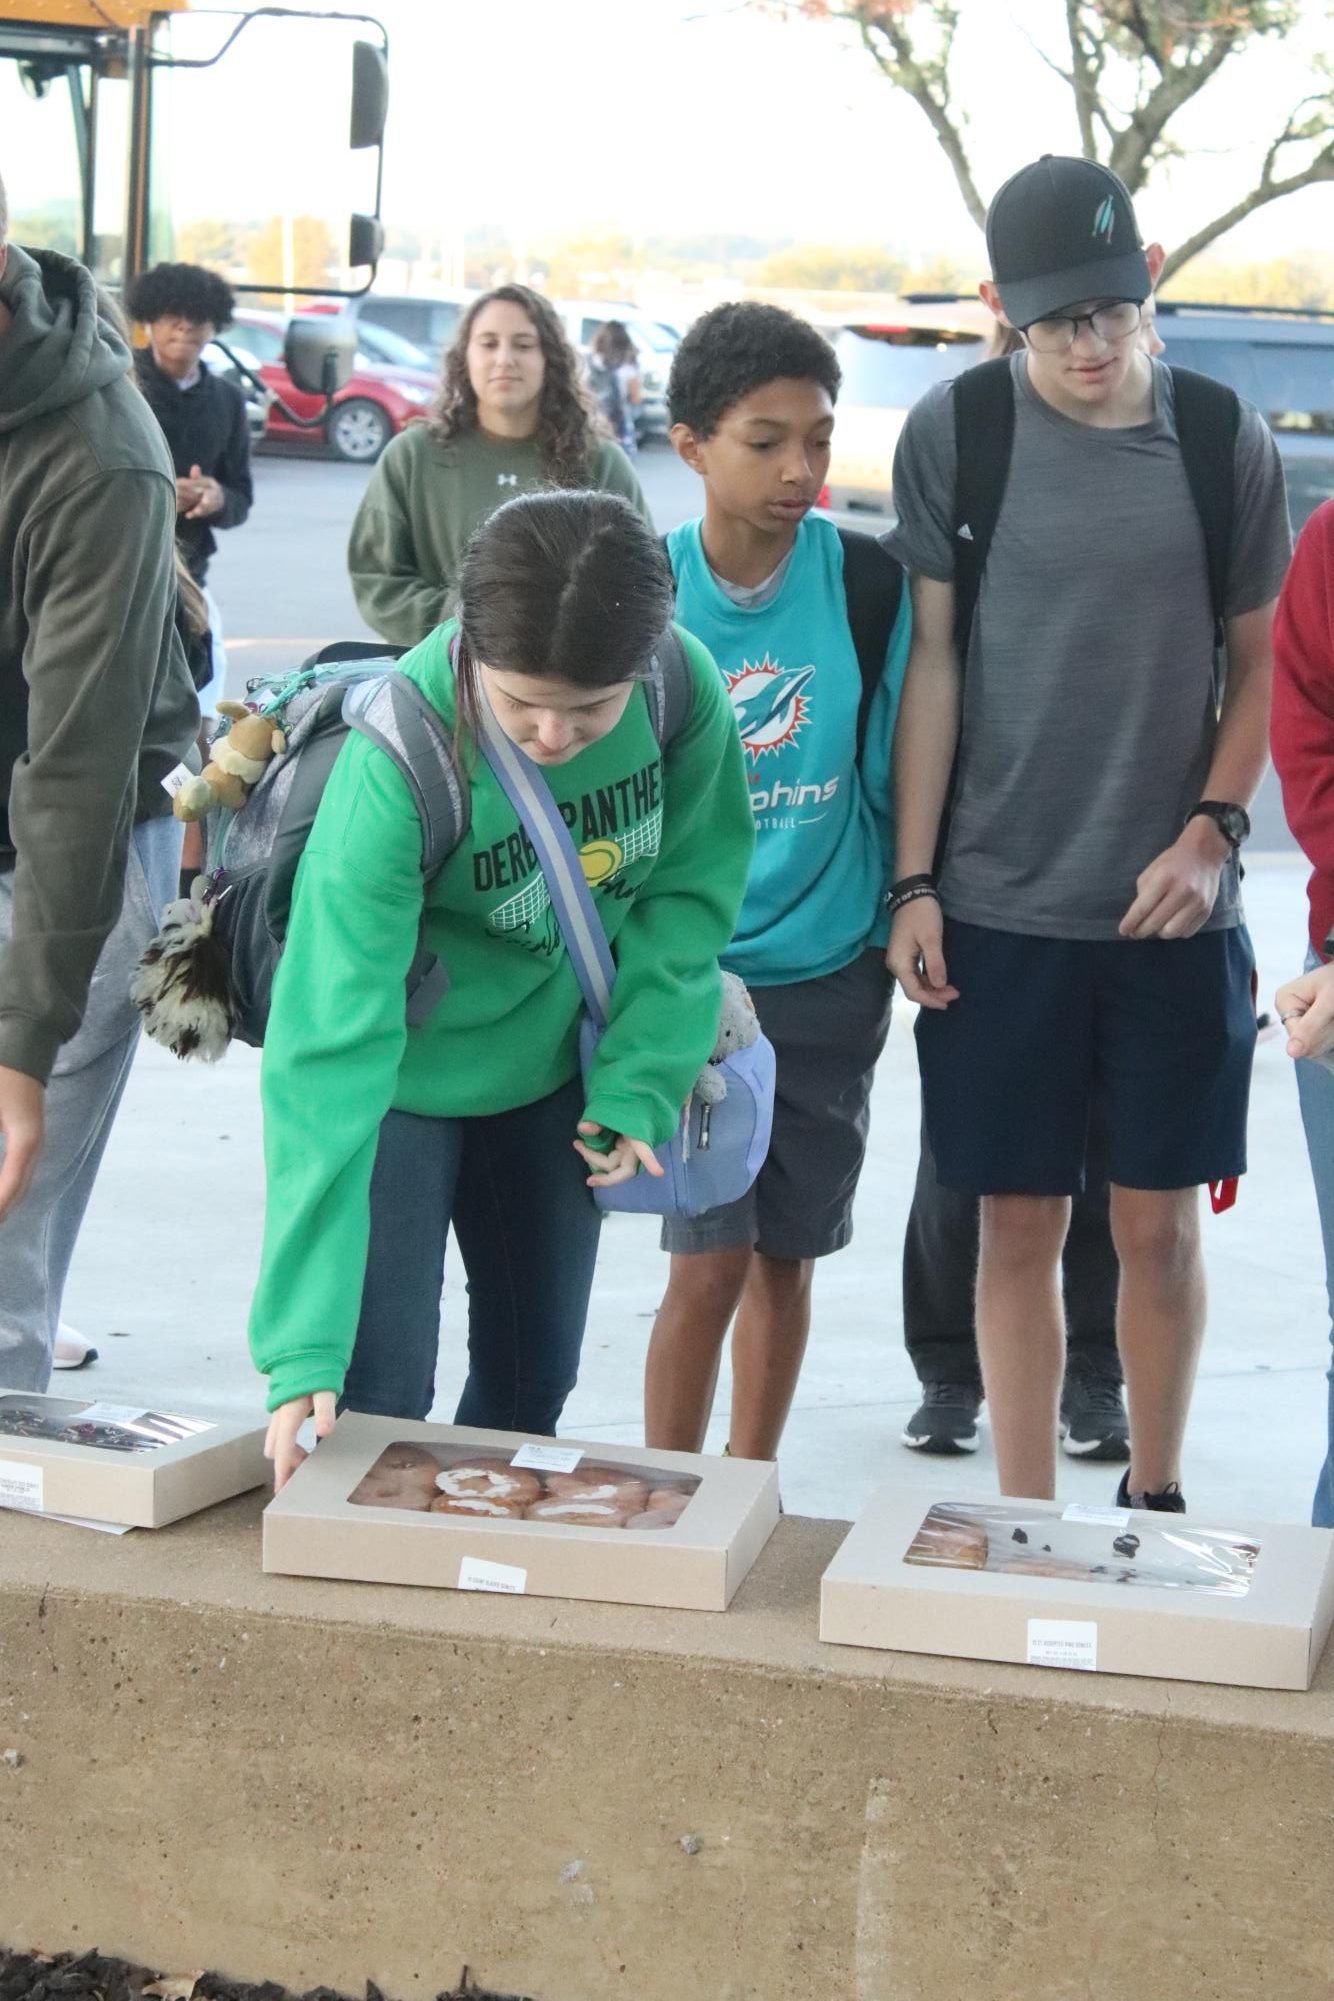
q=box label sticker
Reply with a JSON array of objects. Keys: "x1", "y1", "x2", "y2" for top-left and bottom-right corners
[
  {"x1": 1027, "y1": 1618, "x2": 1098, "y2": 1672},
  {"x1": 510, "y1": 1444, "x2": 583, "y2": 1474},
  {"x1": 160, "y1": 761, "x2": 194, "y2": 799},
  {"x1": 0, "y1": 1460, "x2": 43, "y2": 1512},
  {"x1": 457, "y1": 1556, "x2": 527, "y2": 1595},
  {"x1": 73, "y1": 1403, "x2": 150, "y2": 1428},
  {"x1": 1062, "y1": 1504, "x2": 1131, "y2": 1529}
]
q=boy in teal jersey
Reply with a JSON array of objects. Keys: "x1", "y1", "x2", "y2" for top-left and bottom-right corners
[{"x1": 645, "y1": 303, "x2": 910, "y2": 1462}]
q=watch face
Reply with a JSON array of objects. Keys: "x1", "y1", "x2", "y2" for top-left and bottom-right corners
[{"x1": 1220, "y1": 805, "x2": 1249, "y2": 846}]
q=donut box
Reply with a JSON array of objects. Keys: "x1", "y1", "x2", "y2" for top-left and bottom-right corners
[
  {"x1": 820, "y1": 1487, "x2": 1334, "y2": 1690},
  {"x1": 0, "y1": 1387, "x2": 269, "y2": 1529},
  {"x1": 262, "y1": 1412, "x2": 781, "y2": 1611}
]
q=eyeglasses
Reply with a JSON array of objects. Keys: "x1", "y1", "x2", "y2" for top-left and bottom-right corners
[{"x1": 1022, "y1": 300, "x2": 1143, "y2": 353}]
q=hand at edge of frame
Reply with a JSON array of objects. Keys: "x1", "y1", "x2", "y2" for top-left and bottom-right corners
[
  {"x1": 0, "y1": 1066, "x2": 45, "y2": 1221},
  {"x1": 264, "y1": 1389, "x2": 336, "y2": 1493},
  {"x1": 574, "y1": 1121, "x2": 665, "y2": 1187}
]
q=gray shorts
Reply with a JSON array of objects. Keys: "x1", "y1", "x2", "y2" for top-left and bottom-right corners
[{"x1": 661, "y1": 948, "x2": 893, "y2": 1262}]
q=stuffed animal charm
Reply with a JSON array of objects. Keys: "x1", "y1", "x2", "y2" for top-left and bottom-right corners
[
  {"x1": 694, "y1": 970, "x2": 760, "y2": 1106},
  {"x1": 129, "y1": 882, "x2": 238, "y2": 1062},
  {"x1": 173, "y1": 700, "x2": 286, "y2": 822}
]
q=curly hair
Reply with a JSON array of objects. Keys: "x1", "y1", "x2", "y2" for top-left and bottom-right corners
[
  {"x1": 125, "y1": 262, "x2": 235, "y2": 330},
  {"x1": 668, "y1": 301, "x2": 840, "y2": 438},
  {"x1": 426, "y1": 285, "x2": 601, "y2": 487}
]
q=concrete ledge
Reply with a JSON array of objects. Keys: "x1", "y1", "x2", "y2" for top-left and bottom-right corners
[{"x1": 1, "y1": 1497, "x2": 1332, "y2": 2000}]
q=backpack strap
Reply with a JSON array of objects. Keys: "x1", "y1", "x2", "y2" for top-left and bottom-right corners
[
  {"x1": 950, "y1": 356, "x2": 1016, "y2": 660},
  {"x1": 644, "y1": 623, "x2": 695, "y2": 749},
  {"x1": 1168, "y1": 364, "x2": 1240, "y2": 652},
  {"x1": 836, "y1": 527, "x2": 905, "y2": 759},
  {"x1": 342, "y1": 670, "x2": 470, "y2": 1026}
]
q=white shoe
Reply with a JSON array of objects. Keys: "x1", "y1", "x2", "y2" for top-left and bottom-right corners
[{"x1": 52, "y1": 1322, "x2": 99, "y2": 1370}]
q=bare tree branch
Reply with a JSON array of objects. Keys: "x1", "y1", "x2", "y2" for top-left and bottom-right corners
[
  {"x1": 1160, "y1": 145, "x2": 1334, "y2": 279},
  {"x1": 1106, "y1": 27, "x2": 1240, "y2": 187},
  {"x1": 1064, "y1": 0, "x2": 1104, "y2": 159},
  {"x1": 848, "y1": 3, "x2": 989, "y2": 229}
]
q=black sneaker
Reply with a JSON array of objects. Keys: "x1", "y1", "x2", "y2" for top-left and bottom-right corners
[
  {"x1": 1115, "y1": 1470, "x2": 1186, "y2": 1513},
  {"x1": 901, "y1": 1384, "x2": 981, "y2": 1455},
  {"x1": 1060, "y1": 1373, "x2": 1130, "y2": 1462}
]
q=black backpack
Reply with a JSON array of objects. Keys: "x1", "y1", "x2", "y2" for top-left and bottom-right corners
[
  {"x1": 950, "y1": 357, "x2": 1241, "y2": 659},
  {"x1": 133, "y1": 632, "x2": 694, "y2": 1058}
]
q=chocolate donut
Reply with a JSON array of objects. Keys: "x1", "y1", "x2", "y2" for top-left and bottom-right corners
[
  {"x1": 434, "y1": 1459, "x2": 543, "y2": 1508},
  {"x1": 430, "y1": 1492, "x2": 527, "y2": 1519}
]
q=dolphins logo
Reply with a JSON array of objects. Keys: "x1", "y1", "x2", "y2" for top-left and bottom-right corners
[{"x1": 726, "y1": 658, "x2": 816, "y2": 760}]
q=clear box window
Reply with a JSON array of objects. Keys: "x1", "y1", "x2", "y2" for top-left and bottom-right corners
[{"x1": 349, "y1": 1442, "x2": 700, "y2": 1532}]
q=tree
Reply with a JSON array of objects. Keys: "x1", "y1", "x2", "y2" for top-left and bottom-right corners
[{"x1": 772, "y1": 2, "x2": 1334, "y2": 280}]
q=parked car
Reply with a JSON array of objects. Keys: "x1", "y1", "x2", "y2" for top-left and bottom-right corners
[
  {"x1": 552, "y1": 300, "x2": 678, "y2": 440},
  {"x1": 820, "y1": 300, "x2": 990, "y2": 526},
  {"x1": 322, "y1": 290, "x2": 477, "y2": 364},
  {"x1": 223, "y1": 309, "x2": 437, "y2": 463},
  {"x1": 821, "y1": 295, "x2": 1334, "y2": 531},
  {"x1": 1149, "y1": 301, "x2": 1334, "y2": 530}
]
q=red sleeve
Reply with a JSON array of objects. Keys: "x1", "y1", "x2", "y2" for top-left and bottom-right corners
[{"x1": 1272, "y1": 502, "x2": 1334, "y2": 879}]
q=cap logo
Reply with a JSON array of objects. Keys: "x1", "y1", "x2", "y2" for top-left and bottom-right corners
[{"x1": 1092, "y1": 195, "x2": 1116, "y2": 243}]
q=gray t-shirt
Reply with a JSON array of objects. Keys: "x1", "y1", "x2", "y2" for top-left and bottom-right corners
[{"x1": 886, "y1": 354, "x2": 1291, "y2": 940}]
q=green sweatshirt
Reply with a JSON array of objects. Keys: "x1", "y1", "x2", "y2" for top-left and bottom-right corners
[
  {"x1": 249, "y1": 620, "x2": 754, "y2": 1410},
  {"x1": 0, "y1": 244, "x2": 199, "y2": 1082},
  {"x1": 347, "y1": 422, "x2": 653, "y2": 646}
]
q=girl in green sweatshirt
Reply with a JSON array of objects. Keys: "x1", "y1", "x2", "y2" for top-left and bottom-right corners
[
  {"x1": 347, "y1": 284, "x2": 651, "y2": 647},
  {"x1": 254, "y1": 492, "x2": 754, "y2": 1487}
]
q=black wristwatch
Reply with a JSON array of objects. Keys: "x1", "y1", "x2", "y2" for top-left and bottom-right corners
[{"x1": 1186, "y1": 801, "x2": 1250, "y2": 852}]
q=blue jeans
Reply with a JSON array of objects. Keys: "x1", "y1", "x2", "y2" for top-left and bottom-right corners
[
  {"x1": 1294, "y1": 948, "x2": 1334, "y2": 1528},
  {"x1": 343, "y1": 1075, "x2": 602, "y2": 1433}
]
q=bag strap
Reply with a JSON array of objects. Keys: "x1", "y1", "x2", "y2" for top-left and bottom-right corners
[
  {"x1": 836, "y1": 527, "x2": 904, "y2": 760},
  {"x1": 646, "y1": 622, "x2": 695, "y2": 748},
  {"x1": 476, "y1": 689, "x2": 617, "y2": 1031},
  {"x1": 342, "y1": 669, "x2": 471, "y2": 1026},
  {"x1": 950, "y1": 356, "x2": 1016, "y2": 661},
  {"x1": 1168, "y1": 364, "x2": 1240, "y2": 652}
]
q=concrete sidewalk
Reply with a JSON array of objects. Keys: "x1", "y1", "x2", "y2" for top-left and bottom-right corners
[{"x1": 56, "y1": 856, "x2": 1330, "y2": 1528}]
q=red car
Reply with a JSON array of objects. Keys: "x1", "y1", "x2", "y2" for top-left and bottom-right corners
[{"x1": 221, "y1": 309, "x2": 438, "y2": 463}]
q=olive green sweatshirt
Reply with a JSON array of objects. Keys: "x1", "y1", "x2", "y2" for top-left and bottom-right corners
[
  {"x1": 347, "y1": 421, "x2": 653, "y2": 646},
  {"x1": 0, "y1": 244, "x2": 199, "y2": 1082},
  {"x1": 248, "y1": 619, "x2": 754, "y2": 1410}
]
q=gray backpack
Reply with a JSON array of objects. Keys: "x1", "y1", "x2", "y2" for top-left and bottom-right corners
[{"x1": 134, "y1": 635, "x2": 693, "y2": 1058}]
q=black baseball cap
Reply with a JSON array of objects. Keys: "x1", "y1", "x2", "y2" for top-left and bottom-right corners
[{"x1": 986, "y1": 155, "x2": 1150, "y2": 328}]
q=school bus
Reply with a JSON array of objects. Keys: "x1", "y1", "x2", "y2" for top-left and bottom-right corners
[{"x1": 0, "y1": 1, "x2": 388, "y2": 292}]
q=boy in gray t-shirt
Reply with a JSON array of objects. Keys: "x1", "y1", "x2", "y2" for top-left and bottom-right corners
[{"x1": 886, "y1": 154, "x2": 1291, "y2": 1514}]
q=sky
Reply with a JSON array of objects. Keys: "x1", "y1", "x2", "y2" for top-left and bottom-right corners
[{"x1": 3, "y1": 0, "x2": 1331, "y2": 267}]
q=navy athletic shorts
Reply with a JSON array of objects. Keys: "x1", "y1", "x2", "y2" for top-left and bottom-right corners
[{"x1": 915, "y1": 918, "x2": 1257, "y2": 1197}]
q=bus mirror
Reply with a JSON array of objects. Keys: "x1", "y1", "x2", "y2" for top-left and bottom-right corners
[
  {"x1": 285, "y1": 314, "x2": 357, "y2": 398},
  {"x1": 348, "y1": 213, "x2": 385, "y2": 272},
  {"x1": 350, "y1": 41, "x2": 389, "y2": 150}
]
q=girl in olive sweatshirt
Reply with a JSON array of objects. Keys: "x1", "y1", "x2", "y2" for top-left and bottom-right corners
[
  {"x1": 254, "y1": 492, "x2": 754, "y2": 1487},
  {"x1": 347, "y1": 284, "x2": 650, "y2": 647}
]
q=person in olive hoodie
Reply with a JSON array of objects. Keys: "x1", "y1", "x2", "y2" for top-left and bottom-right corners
[
  {"x1": 254, "y1": 491, "x2": 753, "y2": 1490},
  {"x1": 0, "y1": 172, "x2": 199, "y2": 1388}
]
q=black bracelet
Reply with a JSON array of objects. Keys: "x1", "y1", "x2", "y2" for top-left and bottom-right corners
[
  {"x1": 885, "y1": 878, "x2": 940, "y2": 918},
  {"x1": 888, "y1": 872, "x2": 935, "y2": 902}
]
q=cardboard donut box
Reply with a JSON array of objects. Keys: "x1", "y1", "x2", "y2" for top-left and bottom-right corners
[
  {"x1": 820, "y1": 1485, "x2": 1334, "y2": 1691},
  {"x1": 0, "y1": 1387, "x2": 269, "y2": 1529},
  {"x1": 262, "y1": 1411, "x2": 781, "y2": 1611}
]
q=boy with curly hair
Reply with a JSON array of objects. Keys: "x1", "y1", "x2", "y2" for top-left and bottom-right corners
[{"x1": 645, "y1": 302, "x2": 909, "y2": 1464}]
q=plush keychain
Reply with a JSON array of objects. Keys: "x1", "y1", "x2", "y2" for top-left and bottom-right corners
[{"x1": 172, "y1": 699, "x2": 286, "y2": 822}]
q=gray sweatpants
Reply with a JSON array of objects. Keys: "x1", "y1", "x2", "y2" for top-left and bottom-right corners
[{"x1": 0, "y1": 813, "x2": 181, "y2": 1390}]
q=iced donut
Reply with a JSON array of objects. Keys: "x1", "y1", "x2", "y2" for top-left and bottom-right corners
[
  {"x1": 542, "y1": 1471, "x2": 649, "y2": 1513},
  {"x1": 624, "y1": 1509, "x2": 682, "y2": 1532},
  {"x1": 430, "y1": 1492, "x2": 527, "y2": 1519},
  {"x1": 525, "y1": 1498, "x2": 635, "y2": 1528},
  {"x1": 434, "y1": 1459, "x2": 542, "y2": 1508}
]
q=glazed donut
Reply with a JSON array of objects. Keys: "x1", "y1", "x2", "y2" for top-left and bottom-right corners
[
  {"x1": 434, "y1": 1459, "x2": 542, "y2": 1508},
  {"x1": 430, "y1": 1492, "x2": 527, "y2": 1519},
  {"x1": 543, "y1": 1471, "x2": 649, "y2": 1513},
  {"x1": 646, "y1": 1487, "x2": 691, "y2": 1518},
  {"x1": 349, "y1": 1472, "x2": 434, "y2": 1511},
  {"x1": 624, "y1": 1509, "x2": 683, "y2": 1532},
  {"x1": 379, "y1": 1442, "x2": 442, "y2": 1475},
  {"x1": 525, "y1": 1498, "x2": 635, "y2": 1528},
  {"x1": 905, "y1": 1519, "x2": 988, "y2": 1570}
]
